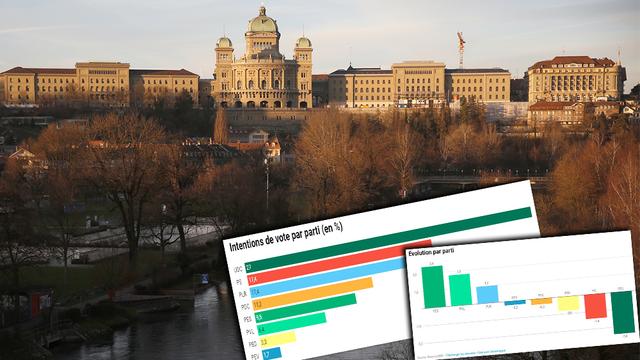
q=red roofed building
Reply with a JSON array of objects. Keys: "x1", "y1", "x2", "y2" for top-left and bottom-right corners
[
  {"x1": 528, "y1": 101, "x2": 594, "y2": 127},
  {"x1": 527, "y1": 55, "x2": 626, "y2": 103}
]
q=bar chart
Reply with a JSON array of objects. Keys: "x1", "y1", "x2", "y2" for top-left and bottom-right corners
[
  {"x1": 406, "y1": 231, "x2": 639, "y2": 360},
  {"x1": 224, "y1": 181, "x2": 540, "y2": 359}
]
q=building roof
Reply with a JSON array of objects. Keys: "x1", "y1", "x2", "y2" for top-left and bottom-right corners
[
  {"x1": 445, "y1": 68, "x2": 509, "y2": 74},
  {"x1": 130, "y1": 69, "x2": 198, "y2": 77},
  {"x1": 247, "y1": 6, "x2": 279, "y2": 33},
  {"x1": 217, "y1": 37, "x2": 233, "y2": 48},
  {"x1": 2, "y1": 66, "x2": 76, "y2": 75},
  {"x1": 312, "y1": 74, "x2": 329, "y2": 81},
  {"x1": 594, "y1": 101, "x2": 623, "y2": 107},
  {"x1": 330, "y1": 65, "x2": 392, "y2": 76},
  {"x1": 296, "y1": 37, "x2": 312, "y2": 48},
  {"x1": 529, "y1": 56, "x2": 616, "y2": 70},
  {"x1": 529, "y1": 101, "x2": 578, "y2": 111}
]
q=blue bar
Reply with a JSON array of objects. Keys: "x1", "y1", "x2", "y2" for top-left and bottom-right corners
[
  {"x1": 250, "y1": 257, "x2": 405, "y2": 298},
  {"x1": 504, "y1": 299, "x2": 526, "y2": 306},
  {"x1": 262, "y1": 347, "x2": 282, "y2": 359},
  {"x1": 476, "y1": 285, "x2": 499, "y2": 304}
]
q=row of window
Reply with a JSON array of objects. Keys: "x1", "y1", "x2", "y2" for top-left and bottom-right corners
[
  {"x1": 37, "y1": 78, "x2": 74, "y2": 84},
  {"x1": 232, "y1": 79, "x2": 295, "y2": 90},
  {"x1": 354, "y1": 87, "x2": 392, "y2": 93},
  {"x1": 9, "y1": 77, "x2": 30, "y2": 83},
  {"x1": 549, "y1": 95, "x2": 596, "y2": 102},
  {"x1": 355, "y1": 79, "x2": 390, "y2": 85},
  {"x1": 400, "y1": 78, "x2": 439, "y2": 84},
  {"x1": 400, "y1": 86, "x2": 440, "y2": 92},
  {"x1": 145, "y1": 87, "x2": 194, "y2": 94},
  {"x1": 146, "y1": 79, "x2": 193, "y2": 85},
  {"x1": 453, "y1": 86, "x2": 506, "y2": 92},
  {"x1": 454, "y1": 77, "x2": 506, "y2": 84},
  {"x1": 404, "y1": 70, "x2": 433, "y2": 75},
  {"x1": 550, "y1": 85, "x2": 596, "y2": 91},
  {"x1": 355, "y1": 95, "x2": 392, "y2": 101},
  {"x1": 452, "y1": 94, "x2": 504, "y2": 101}
]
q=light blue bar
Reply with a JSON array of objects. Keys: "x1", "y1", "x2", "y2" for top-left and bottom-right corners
[
  {"x1": 476, "y1": 285, "x2": 499, "y2": 304},
  {"x1": 504, "y1": 299, "x2": 526, "y2": 306},
  {"x1": 262, "y1": 347, "x2": 282, "y2": 359},
  {"x1": 250, "y1": 257, "x2": 405, "y2": 298}
]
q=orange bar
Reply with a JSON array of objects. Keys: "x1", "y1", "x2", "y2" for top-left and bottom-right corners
[
  {"x1": 531, "y1": 298, "x2": 553, "y2": 305},
  {"x1": 253, "y1": 277, "x2": 373, "y2": 310}
]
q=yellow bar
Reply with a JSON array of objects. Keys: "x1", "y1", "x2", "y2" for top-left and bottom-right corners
[
  {"x1": 531, "y1": 298, "x2": 552, "y2": 305},
  {"x1": 253, "y1": 277, "x2": 374, "y2": 311},
  {"x1": 260, "y1": 331, "x2": 296, "y2": 348},
  {"x1": 557, "y1": 296, "x2": 580, "y2": 311}
]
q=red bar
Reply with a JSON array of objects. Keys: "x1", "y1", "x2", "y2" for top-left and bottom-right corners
[
  {"x1": 247, "y1": 239, "x2": 432, "y2": 285},
  {"x1": 584, "y1": 293, "x2": 607, "y2": 319}
]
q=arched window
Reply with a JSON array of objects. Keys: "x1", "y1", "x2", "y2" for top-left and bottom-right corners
[
  {"x1": 248, "y1": 80, "x2": 254, "y2": 90},
  {"x1": 300, "y1": 101, "x2": 308, "y2": 108},
  {"x1": 274, "y1": 101, "x2": 282, "y2": 108},
  {"x1": 261, "y1": 80, "x2": 267, "y2": 89},
  {"x1": 237, "y1": 80, "x2": 242, "y2": 89},
  {"x1": 274, "y1": 80, "x2": 280, "y2": 89},
  {"x1": 260, "y1": 100, "x2": 268, "y2": 108},
  {"x1": 247, "y1": 101, "x2": 256, "y2": 108}
]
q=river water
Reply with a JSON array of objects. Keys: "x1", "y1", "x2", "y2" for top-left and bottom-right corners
[
  {"x1": 52, "y1": 287, "x2": 245, "y2": 360},
  {"x1": 51, "y1": 284, "x2": 410, "y2": 360}
]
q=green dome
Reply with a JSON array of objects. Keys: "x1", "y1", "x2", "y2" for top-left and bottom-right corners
[
  {"x1": 216, "y1": 37, "x2": 232, "y2": 48},
  {"x1": 247, "y1": 6, "x2": 278, "y2": 33},
  {"x1": 296, "y1": 37, "x2": 312, "y2": 48}
]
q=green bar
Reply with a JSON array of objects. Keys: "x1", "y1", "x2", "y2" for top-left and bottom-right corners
[
  {"x1": 611, "y1": 291, "x2": 635, "y2": 334},
  {"x1": 255, "y1": 294, "x2": 356, "y2": 323},
  {"x1": 257, "y1": 312, "x2": 327, "y2": 336},
  {"x1": 449, "y1": 274, "x2": 472, "y2": 306},
  {"x1": 245, "y1": 207, "x2": 532, "y2": 273},
  {"x1": 422, "y1": 266, "x2": 446, "y2": 308}
]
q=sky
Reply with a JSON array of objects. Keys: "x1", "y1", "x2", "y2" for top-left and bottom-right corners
[{"x1": 1, "y1": 0, "x2": 639, "y2": 88}]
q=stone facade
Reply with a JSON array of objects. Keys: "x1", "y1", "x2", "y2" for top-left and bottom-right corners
[
  {"x1": 394, "y1": 61, "x2": 446, "y2": 105},
  {"x1": 1, "y1": 62, "x2": 199, "y2": 107},
  {"x1": 445, "y1": 68, "x2": 510, "y2": 103},
  {"x1": 527, "y1": 55, "x2": 626, "y2": 103},
  {"x1": 328, "y1": 62, "x2": 510, "y2": 108},
  {"x1": 328, "y1": 66, "x2": 393, "y2": 108},
  {"x1": 129, "y1": 68, "x2": 199, "y2": 106},
  {"x1": 212, "y1": 6, "x2": 312, "y2": 109}
]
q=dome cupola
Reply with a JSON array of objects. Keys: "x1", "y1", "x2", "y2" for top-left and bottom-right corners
[
  {"x1": 216, "y1": 37, "x2": 233, "y2": 48},
  {"x1": 296, "y1": 37, "x2": 312, "y2": 48},
  {"x1": 247, "y1": 6, "x2": 279, "y2": 33}
]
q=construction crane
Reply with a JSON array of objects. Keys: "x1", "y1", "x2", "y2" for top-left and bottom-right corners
[{"x1": 457, "y1": 32, "x2": 466, "y2": 69}]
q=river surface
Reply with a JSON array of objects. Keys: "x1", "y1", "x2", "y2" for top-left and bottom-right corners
[
  {"x1": 51, "y1": 285, "x2": 408, "y2": 360},
  {"x1": 52, "y1": 287, "x2": 245, "y2": 360}
]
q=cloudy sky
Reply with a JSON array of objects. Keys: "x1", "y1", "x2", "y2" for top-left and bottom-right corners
[{"x1": 1, "y1": 0, "x2": 639, "y2": 88}]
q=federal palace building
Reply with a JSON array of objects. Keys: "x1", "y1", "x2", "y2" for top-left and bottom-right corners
[{"x1": 0, "y1": 6, "x2": 627, "y2": 112}]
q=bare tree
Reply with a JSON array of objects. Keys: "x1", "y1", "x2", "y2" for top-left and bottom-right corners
[
  {"x1": 213, "y1": 107, "x2": 229, "y2": 144},
  {"x1": 145, "y1": 204, "x2": 178, "y2": 264},
  {"x1": 292, "y1": 111, "x2": 368, "y2": 218},
  {"x1": 81, "y1": 112, "x2": 168, "y2": 268},
  {"x1": 29, "y1": 123, "x2": 86, "y2": 294},
  {"x1": 387, "y1": 118, "x2": 418, "y2": 199},
  {"x1": 160, "y1": 143, "x2": 201, "y2": 253},
  {"x1": 0, "y1": 159, "x2": 47, "y2": 324}
]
